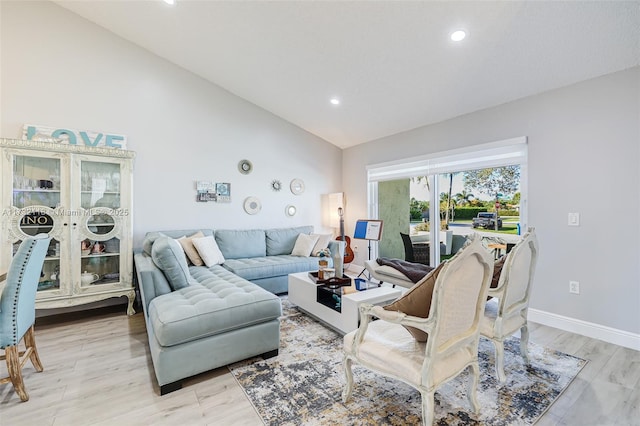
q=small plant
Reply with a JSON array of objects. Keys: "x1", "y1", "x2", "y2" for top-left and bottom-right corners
[
  {"x1": 413, "y1": 220, "x2": 448, "y2": 233},
  {"x1": 315, "y1": 248, "x2": 331, "y2": 257},
  {"x1": 414, "y1": 222, "x2": 429, "y2": 232}
]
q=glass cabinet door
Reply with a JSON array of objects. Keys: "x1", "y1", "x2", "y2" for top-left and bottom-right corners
[
  {"x1": 80, "y1": 160, "x2": 120, "y2": 210},
  {"x1": 11, "y1": 154, "x2": 64, "y2": 294},
  {"x1": 13, "y1": 213, "x2": 63, "y2": 294},
  {"x1": 78, "y1": 160, "x2": 123, "y2": 289},
  {"x1": 13, "y1": 154, "x2": 61, "y2": 209}
]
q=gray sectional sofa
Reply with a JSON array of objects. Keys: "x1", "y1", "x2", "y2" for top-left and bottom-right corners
[{"x1": 134, "y1": 226, "x2": 337, "y2": 394}]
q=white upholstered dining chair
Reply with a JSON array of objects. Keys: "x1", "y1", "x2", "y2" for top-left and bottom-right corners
[
  {"x1": 480, "y1": 228, "x2": 539, "y2": 383},
  {"x1": 342, "y1": 235, "x2": 493, "y2": 425}
]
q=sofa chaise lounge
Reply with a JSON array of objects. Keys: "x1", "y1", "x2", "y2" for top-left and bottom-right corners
[{"x1": 134, "y1": 226, "x2": 337, "y2": 394}]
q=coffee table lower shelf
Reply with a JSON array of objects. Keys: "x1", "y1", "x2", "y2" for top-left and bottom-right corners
[{"x1": 288, "y1": 272, "x2": 402, "y2": 334}]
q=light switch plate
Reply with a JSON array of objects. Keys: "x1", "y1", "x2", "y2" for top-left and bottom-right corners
[
  {"x1": 568, "y1": 212, "x2": 580, "y2": 226},
  {"x1": 569, "y1": 281, "x2": 580, "y2": 294}
]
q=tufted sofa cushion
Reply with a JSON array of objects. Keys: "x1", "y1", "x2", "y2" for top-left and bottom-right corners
[
  {"x1": 215, "y1": 229, "x2": 266, "y2": 259},
  {"x1": 223, "y1": 255, "x2": 322, "y2": 281},
  {"x1": 148, "y1": 265, "x2": 282, "y2": 347},
  {"x1": 265, "y1": 226, "x2": 313, "y2": 255}
]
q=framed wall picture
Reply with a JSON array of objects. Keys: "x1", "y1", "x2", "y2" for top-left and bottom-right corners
[
  {"x1": 196, "y1": 181, "x2": 231, "y2": 202},
  {"x1": 216, "y1": 182, "x2": 230, "y2": 196},
  {"x1": 216, "y1": 182, "x2": 231, "y2": 202}
]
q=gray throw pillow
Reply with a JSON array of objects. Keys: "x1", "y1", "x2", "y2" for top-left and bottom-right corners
[{"x1": 151, "y1": 236, "x2": 191, "y2": 291}]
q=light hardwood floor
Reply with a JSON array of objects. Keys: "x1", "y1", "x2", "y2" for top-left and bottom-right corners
[{"x1": 1, "y1": 305, "x2": 638, "y2": 425}]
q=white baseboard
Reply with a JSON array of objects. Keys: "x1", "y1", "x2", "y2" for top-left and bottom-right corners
[{"x1": 528, "y1": 308, "x2": 640, "y2": 351}]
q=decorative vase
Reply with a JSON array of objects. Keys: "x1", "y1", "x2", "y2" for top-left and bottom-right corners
[{"x1": 332, "y1": 240, "x2": 346, "y2": 278}]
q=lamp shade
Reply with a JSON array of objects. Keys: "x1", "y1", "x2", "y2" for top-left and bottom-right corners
[{"x1": 323, "y1": 192, "x2": 344, "y2": 228}]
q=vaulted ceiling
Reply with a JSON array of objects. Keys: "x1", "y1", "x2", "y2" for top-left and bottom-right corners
[{"x1": 54, "y1": 1, "x2": 640, "y2": 148}]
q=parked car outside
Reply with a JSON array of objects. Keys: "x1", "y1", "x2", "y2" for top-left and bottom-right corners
[{"x1": 472, "y1": 212, "x2": 503, "y2": 229}]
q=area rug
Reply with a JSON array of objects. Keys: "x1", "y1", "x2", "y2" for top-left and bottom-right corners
[{"x1": 229, "y1": 298, "x2": 586, "y2": 425}]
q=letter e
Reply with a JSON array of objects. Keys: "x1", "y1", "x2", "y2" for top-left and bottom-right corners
[{"x1": 106, "y1": 135, "x2": 124, "y2": 148}]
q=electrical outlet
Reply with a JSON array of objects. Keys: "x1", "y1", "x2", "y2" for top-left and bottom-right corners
[
  {"x1": 568, "y1": 212, "x2": 580, "y2": 226},
  {"x1": 569, "y1": 281, "x2": 580, "y2": 294}
]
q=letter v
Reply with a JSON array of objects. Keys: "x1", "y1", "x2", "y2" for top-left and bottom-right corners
[{"x1": 80, "y1": 132, "x2": 103, "y2": 146}]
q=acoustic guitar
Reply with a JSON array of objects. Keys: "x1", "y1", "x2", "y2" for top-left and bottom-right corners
[{"x1": 336, "y1": 207, "x2": 355, "y2": 264}]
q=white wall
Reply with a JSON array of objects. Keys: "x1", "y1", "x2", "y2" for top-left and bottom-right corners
[
  {"x1": 0, "y1": 1, "x2": 343, "y2": 248},
  {"x1": 344, "y1": 67, "x2": 640, "y2": 336}
]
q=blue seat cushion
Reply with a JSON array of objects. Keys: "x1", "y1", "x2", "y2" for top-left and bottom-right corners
[
  {"x1": 222, "y1": 255, "x2": 321, "y2": 281},
  {"x1": 148, "y1": 265, "x2": 282, "y2": 347},
  {"x1": 265, "y1": 226, "x2": 313, "y2": 255},
  {"x1": 215, "y1": 229, "x2": 266, "y2": 259}
]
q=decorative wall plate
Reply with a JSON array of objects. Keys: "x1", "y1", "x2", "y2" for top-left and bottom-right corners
[
  {"x1": 285, "y1": 205, "x2": 297, "y2": 217},
  {"x1": 243, "y1": 196, "x2": 261, "y2": 215},
  {"x1": 238, "y1": 159, "x2": 253, "y2": 175},
  {"x1": 290, "y1": 178, "x2": 305, "y2": 195}
]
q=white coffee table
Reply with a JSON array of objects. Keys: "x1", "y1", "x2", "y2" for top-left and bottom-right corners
[{"x1": 288, "y1": 272, "x2": 402, "y2": 334}]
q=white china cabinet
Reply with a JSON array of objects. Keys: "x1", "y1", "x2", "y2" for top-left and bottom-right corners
[{"x1": 0, "y1": 138, "x2": 136, "y2": 314}]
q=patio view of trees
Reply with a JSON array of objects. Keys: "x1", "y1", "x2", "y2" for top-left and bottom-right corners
[{"x1": 410, "y1": 166, "x2": 521, "y2": 234}]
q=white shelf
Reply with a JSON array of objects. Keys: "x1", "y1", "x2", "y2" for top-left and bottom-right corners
[
  {"x1": 13, "y1": 189, "x2": 60, "y2": 193},
  {"x1": 81, "y1": 252, "x2": 120, "y2": 259},
  {"x1": 80, "y1": 191, "x2": 120, "y2": 195}
]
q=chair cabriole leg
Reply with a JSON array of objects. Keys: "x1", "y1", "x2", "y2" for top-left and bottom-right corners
[
  {"x1": 24, "y1": 326, "x2": 43, "y2": 372},
  {"x1": 421, "y1": 390, "x2": 435, "y2": 425},
  {"x1": 494, "y1": 340, "x2": 506, "y2": 383},
  {"x1": 520, "y1": 323, "x2": 530, "y2": 365},
  {"x1": 342, "y1": 357, "x2": 354, "y2": 403},
  {"x1": 467, "y1": 362, "x2": 481, "y2": 413},
  {"x1": 6, "y1": 345, "x2": 29, "y2": 401}
]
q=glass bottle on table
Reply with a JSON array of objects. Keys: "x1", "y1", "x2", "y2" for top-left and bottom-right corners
[{"x1": 332, "y1": 241, "x2": 345, "y2": 278}]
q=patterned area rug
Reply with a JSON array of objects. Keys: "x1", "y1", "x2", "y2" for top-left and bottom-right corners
[{"x1": 229, "y1": 298, "x2": 586, "y2": 425}]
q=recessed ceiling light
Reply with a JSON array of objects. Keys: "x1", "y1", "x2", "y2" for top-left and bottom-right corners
[
  {"x1": 450, "y1": 30, "x2": 466, "y2": 42},
  {"x1": 163, "y1": 0, "x2": 175, "y2": 5},
  {"x1": 330, "y1": 98, "x2": 340, "y2": 106}
]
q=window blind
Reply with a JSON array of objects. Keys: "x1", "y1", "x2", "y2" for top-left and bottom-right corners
[{"x1": 367, "y1": 137, "x2": 527, "y2": 182}]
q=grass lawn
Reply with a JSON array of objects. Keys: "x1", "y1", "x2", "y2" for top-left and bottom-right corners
[
  {"x1": 451, "y1": 218, "x2": 520, "y2": 235},
  {"x1": 411, "y1": 218, "x2": 520, "y2": 235},
  {"x1": 462, "y1": 222, "x2": 520, "y2": 235}
]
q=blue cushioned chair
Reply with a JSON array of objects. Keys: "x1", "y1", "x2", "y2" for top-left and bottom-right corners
[{"x1": 0, "y1": 234, "x2": 51, "y2": 401}]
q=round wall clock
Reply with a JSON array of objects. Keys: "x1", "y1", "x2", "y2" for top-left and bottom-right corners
[
  {"x1": 290, "y1": 178, "x2": 305, "y2": 195},
  {"x1": 238, "y1": 159, "x2": 253, "y2": 175},
  {"x1": 243, "y1": 196, "x2": 261, "y2": 215}
]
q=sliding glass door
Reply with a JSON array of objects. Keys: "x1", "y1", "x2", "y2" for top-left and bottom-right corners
[{"x1": 368, "y1": 137, "x2": 527, "y2": 266}]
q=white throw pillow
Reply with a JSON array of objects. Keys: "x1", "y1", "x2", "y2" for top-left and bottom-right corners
[
  {"x1": 192, "y1": 235, "x2": 226, "y2": 267},
  {"x1": 291, "y1": 233, "x2": 320, "y2": 257},
  {"x1": 311, "y1": 233, "x2": 333, "y2": 256}
]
